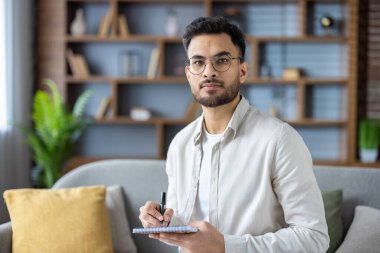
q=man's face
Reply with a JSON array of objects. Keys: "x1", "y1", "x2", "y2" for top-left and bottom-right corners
[{"x1": 185, "y1": 33, "x2": 248, "y2": 108}]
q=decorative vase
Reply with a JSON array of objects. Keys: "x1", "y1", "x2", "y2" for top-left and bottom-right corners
[
  {"x1": 360, "y1": 149, "x2": 378, "y2": 163},
  {"x1": 70, "y1": 9, "x2": 86, "y2": 36},
  {"x1": 165, "y1": 10, "x2": 179, "y2": 36}
]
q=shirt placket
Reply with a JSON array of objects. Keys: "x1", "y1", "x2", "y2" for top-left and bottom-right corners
[
  {"x1": 209, "y1": 140, "x2": 221, "y2": 228},
  {"x1": 183, "y1": 143, "x2": 202, "y2": 224}
]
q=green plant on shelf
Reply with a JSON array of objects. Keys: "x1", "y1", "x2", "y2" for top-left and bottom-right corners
[
  {"x1": 359, "y1": 118, "x2": 380, "y2": 163},
  {"x1": 359, "y1": 118, "x2": 380, "y2": 149},
  {"x1": 18, "y1": 79, "x2": 93, "y2": 188}
]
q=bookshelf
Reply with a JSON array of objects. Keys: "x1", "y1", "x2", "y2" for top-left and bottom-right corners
[{"x1": 35, "y1": 0, "x2": 373, "y2": 171}]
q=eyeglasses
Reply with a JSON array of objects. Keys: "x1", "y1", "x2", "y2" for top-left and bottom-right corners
[{"x1": 186, "y1": 55, "x2": 242, "y2": 75}]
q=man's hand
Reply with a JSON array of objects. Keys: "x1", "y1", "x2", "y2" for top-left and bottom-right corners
[
  {"x1": 149, "y1": 221, "x2": 225, "y2": 253},
  {"x1": 139, "y1": 201, "x2": 173, "y2": 227}
]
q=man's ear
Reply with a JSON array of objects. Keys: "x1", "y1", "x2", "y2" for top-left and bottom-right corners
[
  {"x1": 185, "y1": 66, "x2": 191, "y2": 83},
  {"x1": 239, "y1": 61, "x2": 249, "y2": 84}
]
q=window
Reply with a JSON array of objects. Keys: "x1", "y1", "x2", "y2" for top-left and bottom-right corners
[{"x1": 0, "y1": 0, "x2": 7, "y2": 130}]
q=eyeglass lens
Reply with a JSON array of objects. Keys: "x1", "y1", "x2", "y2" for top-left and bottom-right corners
[{"x1": 188, "y1": 55, "x2": 236, "y2": 75}]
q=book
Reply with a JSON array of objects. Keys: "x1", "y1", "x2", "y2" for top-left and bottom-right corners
[
  {"x1": 66, "y1": 49, "x2": 81, "y2": 77},
  {"x1": 147, "y1": 47, "x2": 160, "y2": 79},
  {"x1": 98, "y1": 9, "x2": 113, "y2": 37},
  {"x1": 95, "y1": 97, "x2": 111, "y2": 119},
  {"x1": 66, "y1": 49, "x2": 90, "y2": 78},
  {"x1": 75, "y1": 54, "x2": 90, "y2": 77},
  {"x1": 118, "y1": 14, "x2": 130, "y2": 37},
  {"x1": 132, "y1": 225, "x2": 198, "y2": 234}
]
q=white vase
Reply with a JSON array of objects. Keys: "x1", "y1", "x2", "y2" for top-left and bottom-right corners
[
  {"x1": 166, "y1": 13, "x2": 179, "y2": 36},
  {"x1": 360, "y1": 149, "x2": 378, "y2": 163},
  {"x1": 70, "y1": 9, "x2": 86, "y2": 36}
]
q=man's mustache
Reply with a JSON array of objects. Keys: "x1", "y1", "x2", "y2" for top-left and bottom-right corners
[{"x1": 200, "y1": 79, "x2": 224, "y2": 88}]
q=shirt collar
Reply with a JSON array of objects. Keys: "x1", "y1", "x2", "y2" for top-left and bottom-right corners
[{"x1": 192, "y1": 96, "x2": 250, "y2": 144}]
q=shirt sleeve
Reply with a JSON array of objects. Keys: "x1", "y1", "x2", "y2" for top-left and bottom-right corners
[
  {"x1": 224, "y1": 124, "x2": 330, "y2": 253},
  {"x1": 165, "y1": 137, "x2": 182, "y2": 227}
]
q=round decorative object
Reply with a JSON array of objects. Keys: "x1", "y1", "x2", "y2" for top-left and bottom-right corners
[
  {"x1": 320, "y1": 15, "x2": 334, "y2": 36},
  {"x1": 320, "y1": 16, "x2": 334, "y2": 28}
]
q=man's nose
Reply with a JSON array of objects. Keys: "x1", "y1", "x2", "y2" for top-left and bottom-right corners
[{"x1": 202, "y1": 62, "x2": 217, "y2": 78}]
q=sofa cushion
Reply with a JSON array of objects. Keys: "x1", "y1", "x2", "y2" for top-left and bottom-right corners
[
  {"x1": 322, "y1": 189, "x2": 343, "y2": 253},
  {"x1": 3, "y1": 186, "x2": 114, "y2": 253},
  {"x1": 336, "y1": 205, "x2": 380, "y2": 253},
  {"x1": 106, "y1": 185, "x2": 137, "y2": 253}
]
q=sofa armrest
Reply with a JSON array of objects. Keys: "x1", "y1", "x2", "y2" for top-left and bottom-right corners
[{"x1": 0, "y1": 222, "x2": 12, "y2": 252}]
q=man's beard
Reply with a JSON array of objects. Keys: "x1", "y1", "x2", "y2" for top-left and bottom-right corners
[{"x1": 192, "y1": 78, "x2": 240, "y2": 108}]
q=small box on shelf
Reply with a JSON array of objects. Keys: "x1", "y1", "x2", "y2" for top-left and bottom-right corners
[
  {"x1": 130, "y1": 107, "x2": 152, "y2": 121},
  {"x1": 282, "y1": 68, "x2": 302, "y2": 81}
]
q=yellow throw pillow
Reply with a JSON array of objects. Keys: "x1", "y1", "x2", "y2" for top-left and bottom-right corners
[{"x1": 3, "y1": 186, "x2": 114, "y2": 253}]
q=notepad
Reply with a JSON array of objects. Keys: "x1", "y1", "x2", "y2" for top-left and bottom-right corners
[{"x1": 132, "y1": 225, "x2": 198, "y2": 234}]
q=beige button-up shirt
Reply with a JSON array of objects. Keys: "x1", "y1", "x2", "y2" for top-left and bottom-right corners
[{"x1": 166, "y1": 96, "x2": 329, "y2": 253}]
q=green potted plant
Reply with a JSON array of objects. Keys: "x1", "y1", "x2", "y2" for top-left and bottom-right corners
[
  {"x1": 19, "y1": 79, "x2": 93, "y2": 188},
  {"x1": 359, "y1": 118, "x2": 380, "y2": 163}
]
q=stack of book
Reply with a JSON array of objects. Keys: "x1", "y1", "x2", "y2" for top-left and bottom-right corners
[
  {"x1": 98, "y1": 8, "x2": 130, "y2": 38},
  {"x1": 66, "y1": 49, "x2": 90, "y2": 78}
]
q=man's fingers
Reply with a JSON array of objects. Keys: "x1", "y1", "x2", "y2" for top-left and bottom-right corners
[
  {"x1": 163, "y1": 208, "x2": 174, "y2": 223},
  {"x1": 139, "y1": 201, "x2": 164, "y2": 227}
]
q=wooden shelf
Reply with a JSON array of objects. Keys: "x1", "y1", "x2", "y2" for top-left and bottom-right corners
[
  {"x1": 66, "y1": 35, "x2": 182, "y2": 43},
  {"x1": 67, "y1": 0, "x2": 109, "y2": 2},
  {"x1": 67, "y1": 35, "x2": 347, "y2": 44},
  {"x1": 35, "y1": 0, "x2": 360, "y2": 167},
  {"x1": 246, "y1": 78, "x2": 347, "y2": 85},
  {"x1": 117, "y1": 0, "x2": 204, "y2": 3},
  {"x1": 351, "y1": 162, "x2": 380, "y2": 168},
  {"x1": 66, "y1": 75, "x2": 188, "y2": 84},
  {"x1": 314, "y1": 160, "x2": 350, "y2": 166},
  {"x1": 251, "y1": 36, "x2": 348, "y2": 43},
  {"x1": 96, "y1": 117, "x2": 192, "y2": 125},
  {"x1": 287, "y1": 119, "x2": 347, "y2": 127}
]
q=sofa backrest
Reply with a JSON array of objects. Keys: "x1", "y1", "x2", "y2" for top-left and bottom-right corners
[
  {"x1": 53, "y1": 159, "x2": 176, "y2": 253},
  {"x1": 54, "y1": 159, "x2": 380, "y2": 250},
  {"x1": 314, "y1": 165, "x2": 380, "y2": 234}
]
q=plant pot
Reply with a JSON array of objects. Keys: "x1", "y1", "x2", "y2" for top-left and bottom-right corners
[{"x1": 360, "y1": 149, "x2": 379, "y2": 163}]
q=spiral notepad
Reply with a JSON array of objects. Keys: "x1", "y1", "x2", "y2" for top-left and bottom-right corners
[{"x1": 132, "y1": 225, "x2": 198, "y2": 234}]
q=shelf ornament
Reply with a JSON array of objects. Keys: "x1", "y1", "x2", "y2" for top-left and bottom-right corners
[
  {"x1": 166, "y1": 8, "x2": 179, "y2": 36},
  {"x1": 70, "y1": 8, "x2": 86, "y2": 36},
  {"x1": 320, "y1": 15, "x2": 334, "y2": 36},
  {"x1": 359, "y1": 118, "x2": 380, "y2": 163}
]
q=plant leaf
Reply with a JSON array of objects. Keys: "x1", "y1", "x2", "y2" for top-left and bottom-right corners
[{"x1": 73, "y1": 89, "x2": 94, "y2": 117}]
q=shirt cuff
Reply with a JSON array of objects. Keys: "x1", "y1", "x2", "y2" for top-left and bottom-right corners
[{"x1": 224, "y1": 234, "x2": 246, "y2": 253}]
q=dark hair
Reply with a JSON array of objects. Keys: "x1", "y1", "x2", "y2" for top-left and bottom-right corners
[{"x1": 182, "y1": 16, "x2": 246, "y2": 60}]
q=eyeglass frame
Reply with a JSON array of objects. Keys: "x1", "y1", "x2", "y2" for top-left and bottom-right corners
[{"x1": 185, "y1": 54, "x2": 243, "y2": 75}]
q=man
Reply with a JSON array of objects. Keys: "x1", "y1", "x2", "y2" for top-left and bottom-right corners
[{"x1": 139, "y1": 16, "x2": 329, "y2": 253}]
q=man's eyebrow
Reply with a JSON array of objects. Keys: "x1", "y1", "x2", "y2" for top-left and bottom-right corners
[
  {"x1": 213, "y1": 51, "x2": 232, "y2": 57},
  {"x1": 190, "y1": 51, "x2": 232, "y2": 59},
  {"x1": 189, "y1": 55, "x2": 206, "y2": 59}
]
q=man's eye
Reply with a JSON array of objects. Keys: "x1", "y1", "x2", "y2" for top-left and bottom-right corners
[
  {"x1": 216, "y1": 58, "x2": 230, "y2": 64},
  {"x1": 192, "y1": 60, "x2": 205, "y2": 66}
]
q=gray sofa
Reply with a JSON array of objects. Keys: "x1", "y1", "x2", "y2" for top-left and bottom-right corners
[{"x1": 1, "y1": 159, "x2": 380, "y2": 253}]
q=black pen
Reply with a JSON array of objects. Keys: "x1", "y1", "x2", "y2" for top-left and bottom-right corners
[{"x1": 160, "y1": 192, "x2": 166, "y2": 224}]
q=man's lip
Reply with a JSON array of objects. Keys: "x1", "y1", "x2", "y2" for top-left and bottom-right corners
[
  {"x1": 201, "y1": 83, "x2": 221, "y2": 88},
  {"x1": 200, "y1": 81, "x2": 223, "y2": 88}
]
